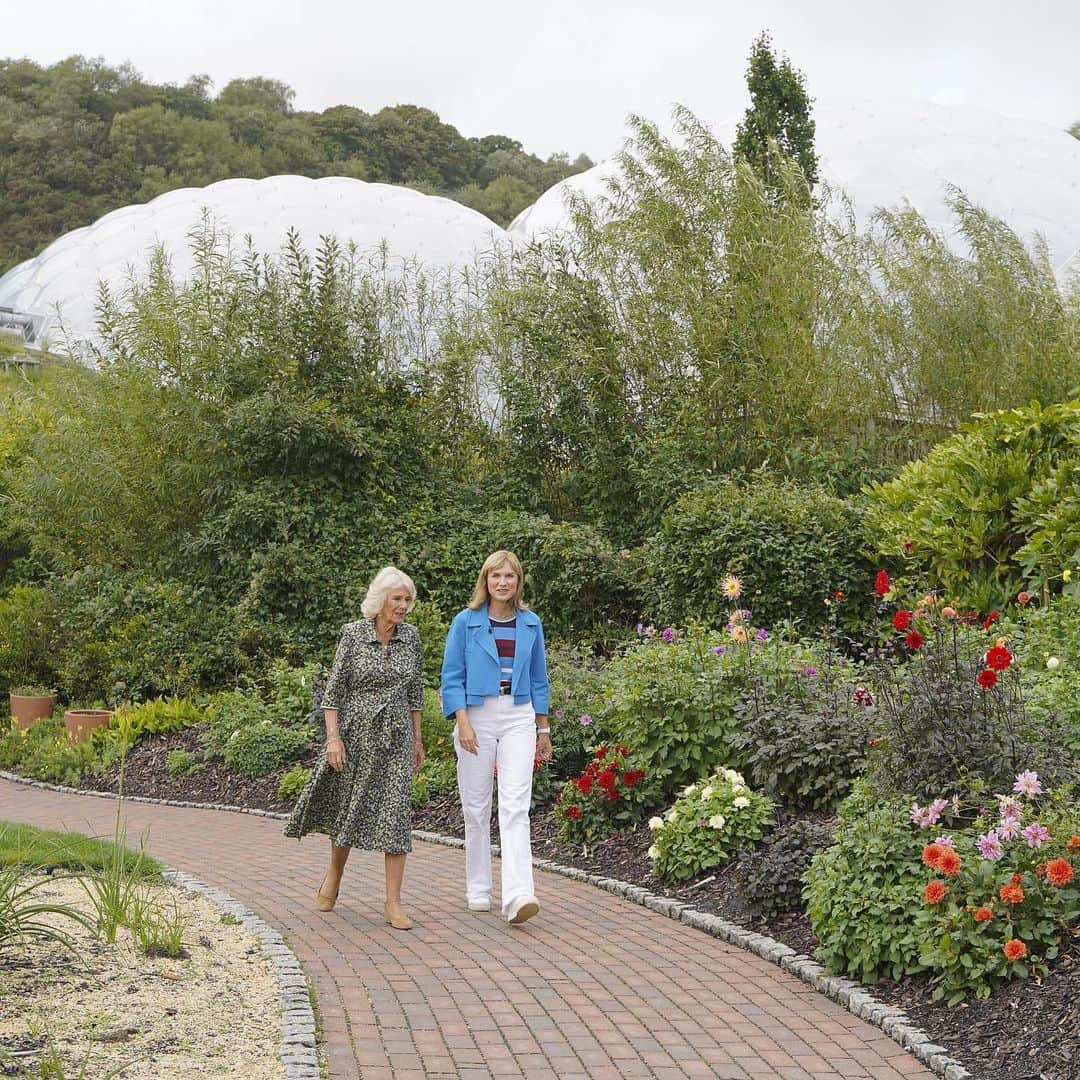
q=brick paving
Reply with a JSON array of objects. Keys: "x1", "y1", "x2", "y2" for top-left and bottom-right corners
[{"x1": 0, "y1": 779, "x2": 935, "y2": 1079}]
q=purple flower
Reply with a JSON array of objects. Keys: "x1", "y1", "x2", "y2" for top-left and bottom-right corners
[
  {"x1": 578, "y1": 713, "x2": 592, "y2": 727},
  {"x1": 555, "y1": 709, "x2": 564, "y2": 720},
  {"x1": 755, "y1": 629, "x2": 769, "y2": 642},
  {"x1": 803, "y1": 666, "x2": 818, "y2": 677},
  {"x1": 712, "y1": 645, "x2": 726, "y2": 656},
  {"x1": 976, "y1": 832, "x2": 1004, "y2": 860},
  {"x1": 997, "y1": 818, "x2": 1020, "y2": 841},
  {"x1": 910, "y1": 803, "x2": 933, "y2": 828},
  {"x1": 998, "y1": 796, "x2": 1023, "y2": 822},
  {"x1": 661, "y1": 627, "x2": 675, "y2": 643},
  {"x1": 934, "y1": 835, "x2": 955, "y2": 849},
  {"x1": 1013, "y1": 770, "x2": 1042, "y2": 797},
  {"x1": 851, "y1": 687, "x2": 875, "y2": 708},
  {"x1": 928, "y1": 798, "x2": 949, "y2": 825},
  {"x1": 1021, "y1": 822, "x2": 1050, "y2": 848}
]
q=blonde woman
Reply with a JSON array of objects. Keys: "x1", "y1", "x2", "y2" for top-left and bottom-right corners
[
  {"x1": 284, "y1": 567, "x2": 424, "y2": 930},
  {"x1": 440, "y1": 551, "x2": 552, "y2": 924}
]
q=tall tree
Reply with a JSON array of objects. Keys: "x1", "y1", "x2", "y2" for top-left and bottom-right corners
[{"x1": 733, "y1": 32, "x2": 818, "y2": 191}]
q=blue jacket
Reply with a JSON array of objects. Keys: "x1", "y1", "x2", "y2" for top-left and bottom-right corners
[{"x1": 440, "y1": 603, "x2": 550, "y2": 717}]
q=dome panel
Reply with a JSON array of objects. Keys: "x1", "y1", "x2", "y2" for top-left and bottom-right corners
[
  {"x1": 0, "y1": 175, "x2": 506, "y2": 350},
  {"x1": 509, "y1": 99, "x2": 1080, "y2": 273}
]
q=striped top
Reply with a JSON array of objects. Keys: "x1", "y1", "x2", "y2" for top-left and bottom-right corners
[{"x1": 490, "y1": 614, "x2": 517, "y2": 690}]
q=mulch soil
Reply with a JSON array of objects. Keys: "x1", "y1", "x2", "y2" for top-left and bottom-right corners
[{"x1": 56, "y1": 749, "x2": 1080, "y2": 1080}]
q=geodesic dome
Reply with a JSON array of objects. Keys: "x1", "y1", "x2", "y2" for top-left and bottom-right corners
[
  {"x1": 509, "y1": 98, "x2": 1080, "y2": 274},
  {"x1": 0, "y1": 176, "x2": 507, "y2": 351}
]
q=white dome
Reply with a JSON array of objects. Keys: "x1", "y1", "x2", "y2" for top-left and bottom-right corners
[
  {"x1": 509, "y1": 99, "x2": 1080, "y2": 273},
  {"x1": 0, "y1": 176, "x2": 507, "y2": 350}
]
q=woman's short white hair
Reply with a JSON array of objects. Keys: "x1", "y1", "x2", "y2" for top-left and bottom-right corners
[{"x1": 361, "y1": 566, "x2": 417, "y2": 619}]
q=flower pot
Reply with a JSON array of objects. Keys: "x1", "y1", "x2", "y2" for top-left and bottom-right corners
[
  {"x1": 10, "y1": 693, "x2": 57, "y2": 729},
  {"x1": 65, "y1": 709, "x2": 113, "y2": 744}
]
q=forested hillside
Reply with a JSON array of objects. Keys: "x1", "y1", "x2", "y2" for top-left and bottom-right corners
[{"x1": 0, "y1": 56, "x2": 593, "y2": 273}]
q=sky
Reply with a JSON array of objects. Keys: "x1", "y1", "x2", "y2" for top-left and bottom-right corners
[{"x1": 6, "y1": 0, "x2": 1080, "y2": 160}]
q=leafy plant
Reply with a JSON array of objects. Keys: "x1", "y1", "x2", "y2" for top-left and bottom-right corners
[
  {"x1": 804, "y1": 789, "x2": 928, "y2": 983},
  {"x1": 277, "y1": 765, "x2": 311, "y2": 801},
  {"x1": 165, "y1": 749, "x2": 201, "y2": 778},
  {"x1": 127, "y1": 890, "x2": 190, "y2": 958},
  {"x1": 0, "y1": 863, "x2": 91, "y2": 956},
  {"x1": 647, "y1": 767, "x2": 774, "y2": 884},
  {"x1": 738, "y1": 819, "x2": 836, "y2": 919},
  {"x1": 637, "y1": 475, "x2": 872, "y2": 633}
]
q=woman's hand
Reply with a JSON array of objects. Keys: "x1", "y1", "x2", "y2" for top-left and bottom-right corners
[
  {"x1": 536, "y1": 733, "x2": 554, "y2": 763},
  {"x1": 413, "y1": 740, "x2": 425, "y2": 772},
  {"x1": 326, "y1": 735, "x2": 346, "y2": 771},
  {"x1": 457, "y1": 719, "x2": 478, "y2": 755}
]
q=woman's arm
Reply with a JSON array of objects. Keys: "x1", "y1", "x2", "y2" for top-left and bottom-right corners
[{"x1": 440, "y1": 614, "x2": 468, "y2": 718}]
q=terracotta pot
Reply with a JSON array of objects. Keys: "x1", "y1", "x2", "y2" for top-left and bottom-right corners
[
  {"x1": 64, "y1": 709, "x2": 113, "y2": 744},
  {"x1": 10, "y1": 693, "x2": 57, "y2": 729}
]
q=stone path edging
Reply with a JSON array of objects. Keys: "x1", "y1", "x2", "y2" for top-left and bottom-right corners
[{"x1": 1, "y1": 770, "x2": 976, "y2": 1080}]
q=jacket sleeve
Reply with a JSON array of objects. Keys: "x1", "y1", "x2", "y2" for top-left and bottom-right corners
[
  {"x1": 529, "y1": 616, "x2": 550, "y2": 716},
  {"x1": 321, "y1": 625, "x2": 354, "y2": 712},
  {"x1": 440, "y1": 612, "x2": 468, "y2": 718}
]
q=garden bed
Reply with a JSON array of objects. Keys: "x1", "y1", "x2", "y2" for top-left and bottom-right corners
[{"x1": 52, "y1": 750, "x2": 1079, "y2": 1080}]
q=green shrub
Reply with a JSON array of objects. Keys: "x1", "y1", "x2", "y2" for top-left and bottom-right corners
[
  {"x1": 732, "y1": 662, "x2": 870, "y2": 812},
  {"x1": 738, "y1": 819, "x2": 836, "y2": 919},
  {"x1": 412, "y1": 757, "x2": 457, "y2": 808},
  {"x1": 165, "y1": 749, "x2": 200, "y2": 777},
  {"x1": 0, "y1": 585, "x2": 57, "y2": 691},
  {"x1": 636, "y1": 475, "x2": 872, "y2": 632},
  {"x1": 804, "y1": 789, "x2": 927, "y2": 982},
  {"x1": 277, "y1": 765, "x2": 311, "y2": 801},
  {"x1": 597, "y1": 627, "x2": 749, "y2": 798},
  {"x1": 419, "y1": 688, "x2": 455, "y2": 763},
  {"x1": 223, "y1": 721, "x2": 313, "y2": 778},
  {"x1": 546, "y1": 642, "x2": 610, "y2": 781},
  {"x1": 0, "y1": 715, "x2": 96, "y2": 786},
  {"x1": 407, "y1": 602, "x2": 450, "y2": 688},
  {"x1": 862, "y1": 401, "x2": 1080, "y2": 611},
  {"x1": 1004, "y1": 593, "x2": 1080, "y2": 759},
  {"x1": 554, "y1": 744, "x2": 655, "y2": 847},
  {"x1": 648, "y1": 768, "x2": 774, "y2": 884}
]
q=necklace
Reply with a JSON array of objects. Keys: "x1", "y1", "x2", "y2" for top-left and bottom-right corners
[{"x1": 374, "y1": 617, "x2": 395, "y2": 645}]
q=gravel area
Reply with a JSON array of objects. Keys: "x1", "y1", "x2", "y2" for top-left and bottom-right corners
[{"x1": 0, "y1": 875, "x2": 284, "y2": 1079}]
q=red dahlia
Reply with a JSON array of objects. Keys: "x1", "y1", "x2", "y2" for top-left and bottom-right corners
[
  {"x1": 874, "y1": 570, "x2": 891, "y2": 598},
  {"x1": 1045, "y1": 858, "x2": 1075, "y2": 887},
  {"x1": 905, "y1": 631, "x2": 925, "y2": 650},
  {"x1": 892, "y1": 610, "x2": 913, "y2": 631},
  {"x1": 977, "y1": 669, "x2": 998, "y2": 689},
  {"x1": 986, "y1": 646, "x2": 1013, "y2": 671}
]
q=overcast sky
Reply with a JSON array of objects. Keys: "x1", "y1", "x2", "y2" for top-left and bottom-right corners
[{"x1": 7, "y1": 0, "x2": 1079, "y2": 159}]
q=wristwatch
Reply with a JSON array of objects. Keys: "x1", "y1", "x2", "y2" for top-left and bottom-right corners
[{"x1": 536, "y1": 727, "x2": 551, "y2": 735}]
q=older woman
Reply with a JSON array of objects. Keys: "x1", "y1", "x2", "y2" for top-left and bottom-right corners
[
  {"x1": 441, "y1": 550, "x2": 552, "y2": 925},
  {"x1": 284, "y1": 566, "x2": 424, "y2": 930}
]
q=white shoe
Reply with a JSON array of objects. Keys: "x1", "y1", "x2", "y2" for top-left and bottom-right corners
[
  {"x1": 467, "y1": 898, "x2": 491, "y2": 912},
  {"x1": 507, "y1": 896, "x2": 539, "y2": 925}
]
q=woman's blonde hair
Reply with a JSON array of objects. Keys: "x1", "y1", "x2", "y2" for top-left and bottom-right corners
[
  {"x1": 361, "y1": 566, "x2": 417, "y2": 619},
  {"x1": 468, "y1": 550, "x2": 528, "y2": 611}
]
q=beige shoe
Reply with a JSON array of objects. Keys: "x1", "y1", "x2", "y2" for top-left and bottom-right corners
[
  {"x1": 384, "y1": 900, "x2": 413, "y2": 930},
  {"x1": 315, "y1": 875, "x2": 338, "y2": 912},
  {"x1": 507, "y1": 896, "x2": 539, "y2": 925}
]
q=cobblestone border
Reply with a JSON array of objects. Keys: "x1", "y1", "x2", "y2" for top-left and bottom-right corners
[{"x1": 2, "y1": 771, "x2": 977, "y2": 1079}]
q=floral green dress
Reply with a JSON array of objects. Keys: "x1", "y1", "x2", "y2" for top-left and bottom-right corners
[{"x1": 284, "y1": 619, "x2": 423, "y2": 852}]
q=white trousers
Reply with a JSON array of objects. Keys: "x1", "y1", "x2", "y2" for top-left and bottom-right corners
[{"x1": 454, "y1": 695, "x2": 537, "y2": 915}]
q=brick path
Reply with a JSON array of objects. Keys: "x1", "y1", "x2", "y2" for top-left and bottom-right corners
[{"x1": 1, "y1": 779, "x2": 934, "y2": 1080}]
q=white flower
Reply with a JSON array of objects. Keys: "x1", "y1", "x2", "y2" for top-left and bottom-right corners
[
  {"x1": 647, "y1": 845, "x2": 660, "y2": 860},
  {"x1": 1046, "y1": 656, "x2": 1060, "y2": 670},
  {"x1": 708, "y1": 814, "x2": 726, "y2": 829},
  {"x1": 648, "y1": 816, "x2": 664, "y2": 831},
  {"x1": 683, "y1": 784, "x2": 697, "y2": 796},
  {"x1": 731, "y1": 784, "x2": 747, "y2": 795},
  {"x1": 722, "y1": 768, "x2": 740, "y2": 783},
  {"x1": 665, "y1": 807, "x2": 678, "y2": 821},
  {"x1": 733, "y1": 796, "x2": 750, "y2": 809},
  {"x1": 701, "y1": 785, "x2": 714, "y2": 799}
]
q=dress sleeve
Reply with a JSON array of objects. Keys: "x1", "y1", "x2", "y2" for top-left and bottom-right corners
[
  {"x1": 321, "y1": 625, "x2": 354, "y2": 712},
  {"x1": 407, "y1": 630, "x2": 424, "y2": 712}
]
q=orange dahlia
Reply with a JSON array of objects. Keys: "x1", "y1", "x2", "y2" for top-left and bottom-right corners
[
  {"x1": 921, "y1": 843, "x2": 944, "y2": 869},
  {"x1": 924, "y1": 880, "x2": 948, "y2": 904},
  {"x1": 1045, "y1": 858, "x2": 1075, "y2": 887},
  {"x1": 938, "y1": 849, "x2": 962, "y2": 877},
  {"x1": 1003, "y1": 939, "x2": 1028, "y2": 962},
  {"x1": 999, "y1": 882, "x2": 1025, "y2": 905},
  {"x1": 973, "y1": 906, "x2": 993, "y2": 923}
]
